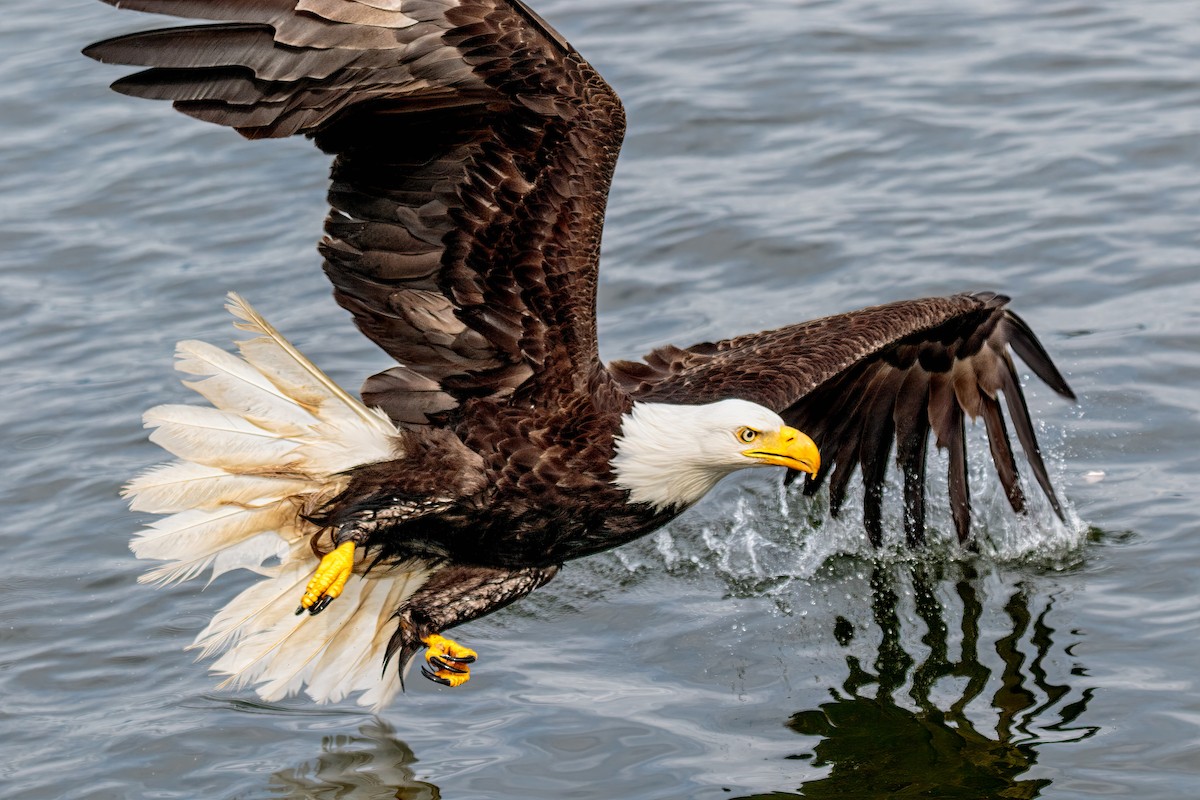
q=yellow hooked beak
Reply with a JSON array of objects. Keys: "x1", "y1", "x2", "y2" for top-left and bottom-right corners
[{"x1": 743, "y1": 426, "x2": 820, "y2": 475}]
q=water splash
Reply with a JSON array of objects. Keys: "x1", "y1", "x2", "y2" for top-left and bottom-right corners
[{"x1": 625, "y1": 432, "x2": 1089, "y2": 599}]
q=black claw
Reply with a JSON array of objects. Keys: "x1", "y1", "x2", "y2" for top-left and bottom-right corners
[
  {"x1": 421, "y1": 665, "x2": 453, "y2": 686},
  {"x1": 428, "y1": 656, "x2": 468, "y2": 674},
  {"x1": 440, "y1": 654, "x2": 475, "y2": 665},
  {"x1": 294, "y1": 606, "x2": 305, "y2": 616},
  {"x1": 308, "y1": 595, "x2": 333, "y2": 616}
]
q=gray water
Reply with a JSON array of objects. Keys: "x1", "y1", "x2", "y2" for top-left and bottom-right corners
[{"x1": 3, "y1": 1, "x2": 1199, "y2": 797}]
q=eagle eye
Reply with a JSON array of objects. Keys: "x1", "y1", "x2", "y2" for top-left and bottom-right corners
[{"x1": 737, "y1": 427, "x2": 758, "y2": 444}]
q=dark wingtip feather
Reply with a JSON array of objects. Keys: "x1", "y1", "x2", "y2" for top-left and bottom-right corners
[
  {"x1": 827, "y1": 460, "x2": 854, "y2": 517},
  {"x1": 1000, "y1": 359, "x2": 1067, "y2": 521},
  {"x1": 81, "y1": 39, "x2": 109, "y2": 63},
  {"x1": 90, "y1": 0, "x2": 296, "y2": 22},
  {"x1": 109, "y1": 70, "x2": 176, "y2": 100},
  {"x1": 901, "y1": 452, "x2": 927, "y2": 548},
  {"x1": 891, "y1": 368, "x2": 930, "y2": 547},
  {"x1": 1004, "y1": 311, "x2": 1076, "y2": 400},
  {"x1": 824, "y1": 431, "x2": 865, "y2": 516},
  {"x1": 945, "y1": 405, "x2": 971, "y2": 544},
  {"x1": 980, "y1": 392, "x2": 1026, "y2": 514},
  {"x1": 84, "y1": 28, "x2": 188, "y2": 66},
  {"x1": 859, "y1": 395, "x2": 895, "y2": 549},
  {"x1": 895, "y1": 415, "x2": 930, "y2": 548}
]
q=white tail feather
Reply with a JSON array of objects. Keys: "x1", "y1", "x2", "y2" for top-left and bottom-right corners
[
  {"x1": 144, "y1": 404, "x2": 300, "y2": 472},
  {"x1": 191, "y1": 549, "x2": 315, "y2": 660},
  {"x1": 225, "y1": 292, "x2": 394, "y2": 436},
  {"x1": 175, "y1": 339, "x2": 318, "y2": 434},
  {"x1": 126, "y1": 295, "x2": 424, "y2": 708},
  {"x1": 132, "y1": 501, "x2": 299, "y2": 585},
  {"x1": 124, "y1": 461, "x2": 311, "y2": 514},
  {"x1": 237, "y1": 336, "x2": 329, "y2": 409}
]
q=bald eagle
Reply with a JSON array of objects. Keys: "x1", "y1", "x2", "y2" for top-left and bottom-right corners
[{"x1": 87, "y1": 0, "x2": 1074, "y2": 707}]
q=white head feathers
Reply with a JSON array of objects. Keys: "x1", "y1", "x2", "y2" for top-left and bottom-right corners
[{"x1": 610, "y1": 399, "x2": 795, "y2": 511}]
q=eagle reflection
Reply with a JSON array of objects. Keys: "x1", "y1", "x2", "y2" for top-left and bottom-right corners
[
  {"x1": 268, "y1": 719, "x2": 439, "y2": 800},
  {"x1": 745, "y1": 564, "x2": 1098, "y2": 800}
]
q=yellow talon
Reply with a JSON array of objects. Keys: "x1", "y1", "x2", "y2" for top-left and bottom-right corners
[
  {"x1": 421, "y1": 633, "x2": 477, "y2": 687},
  {"x1": 296, "y1": 541, "x2": 356, "y2": 614}
]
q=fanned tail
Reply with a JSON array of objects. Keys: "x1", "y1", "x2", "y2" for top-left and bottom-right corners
[{"x1": 125, "y1": 294, "x2": 428, "y2": 709}]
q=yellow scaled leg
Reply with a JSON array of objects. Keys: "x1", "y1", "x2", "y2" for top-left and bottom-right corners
[
  {"x1": 295, "y1": 541, "x2": 356, "y2": 616},
  {"x1": 420, "y1": 633, "x2": 478, "y2": 687}
]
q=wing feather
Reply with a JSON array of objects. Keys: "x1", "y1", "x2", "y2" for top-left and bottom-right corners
[
  {"x1": 998, "y1": 351, "x2": 1066, "y2": 518},
  {"x1": 929, "y1": 373, "x2": 971, "y2": 542},
  {"x1": 87, "y1": 0, "x2": 628, "y2": 428},
  {"x1": 893, "y1": 367, "x2": 932, "y2": 546},
  {"x1": 980, "y1": 391, "x2": 1026, "y2": 514},
  {"x1": 858, "y1": 376, "x2": 899, "y2": 548}
]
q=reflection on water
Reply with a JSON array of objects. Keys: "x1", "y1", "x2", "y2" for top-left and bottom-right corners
[
  {"x1": 268, "y1": 720, "x2": 440, "y2": 800},
  {"x1": 740, "y1": 564, "x2": 1098, "y2": 799},
  {"x1": 255, "y1": 563, "x2": 1099, "y2": 800}
]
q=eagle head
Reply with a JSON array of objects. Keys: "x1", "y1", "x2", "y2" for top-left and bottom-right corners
[{"x1": 611, "y1": 399, "x2": 820, "y2": 511}]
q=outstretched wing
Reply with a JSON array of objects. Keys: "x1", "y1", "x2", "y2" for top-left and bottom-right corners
[
  {"x1": 85, "y1": 0, "x2": 626, "y2": 426},
  {"x1": 610, "y1": 293, "x2": 1075, "y2": 545}
]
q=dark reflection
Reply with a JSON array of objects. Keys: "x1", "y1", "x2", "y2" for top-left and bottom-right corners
[
  {"x1": 268, "y1": 719, "x2": 441, "y2": 800},
  {"x1": 741, "y1": 564, "x2": 1098, "y2": 800}
]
